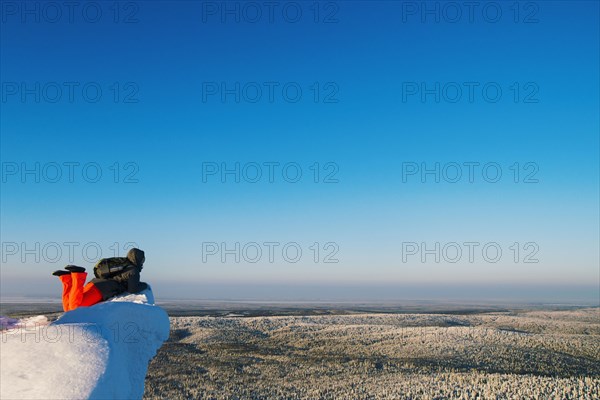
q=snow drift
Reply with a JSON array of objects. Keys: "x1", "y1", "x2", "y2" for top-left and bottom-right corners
[{"x1": 1, "y1": 287, "x2": 170, "y2": 400}]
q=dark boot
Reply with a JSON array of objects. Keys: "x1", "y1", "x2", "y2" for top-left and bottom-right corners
[
  {"x1": 52, "y1": 270, "x2": 70, "y2": 277},
  {"x1": 65, "y1": 265, "x2": 86, "y2": 273}
]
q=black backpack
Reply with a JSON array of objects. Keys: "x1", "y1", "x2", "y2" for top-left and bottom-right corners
[{"x1": 93, "y1": 257, "x2": 133, "y2": 279}]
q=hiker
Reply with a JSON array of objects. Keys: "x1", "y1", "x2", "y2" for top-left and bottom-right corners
[{"x1": 52, "y1": 248, "x2": 148, "y2": 312}]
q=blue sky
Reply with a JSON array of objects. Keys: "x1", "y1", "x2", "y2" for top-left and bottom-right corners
[{"x1": 1, "y1": 1, "x2": 598, "y2": 302}]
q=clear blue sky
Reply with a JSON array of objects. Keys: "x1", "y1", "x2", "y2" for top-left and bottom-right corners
[{"x1": 1, "y1": 1, "x2": 598, "y2": 303}]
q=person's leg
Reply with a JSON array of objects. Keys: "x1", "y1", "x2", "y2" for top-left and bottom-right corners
[
  {"x1": 80, "y1": 282, "x2": 103, "y2": 307},
  {"x1": 69, "y1": 271, "x2": 87, "y2": 311},
  {"x1": 58, "y1": 274, "x2": 73, "y2": 312}
]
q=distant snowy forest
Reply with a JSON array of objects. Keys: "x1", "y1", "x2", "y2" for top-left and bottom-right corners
[{"x1": 144, "y1": 308, "x2": 600, "y2": 399}]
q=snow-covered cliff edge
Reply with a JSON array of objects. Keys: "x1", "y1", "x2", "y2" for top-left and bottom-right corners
[{"x1": 1, "y1": 287, "x2": 170, "y2": 400}]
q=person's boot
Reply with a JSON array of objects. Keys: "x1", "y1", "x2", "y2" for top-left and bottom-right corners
[
  {"x1": 52, "y1": 270, "x2": 70, "y2": 277},
  {"x1": 65, "y1": 265, "x2": 86, "y2": 273}
]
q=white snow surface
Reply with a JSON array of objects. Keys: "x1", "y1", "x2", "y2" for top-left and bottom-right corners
[{"x1": 1, "y1": 287, "x2": 170, "y2": 400}]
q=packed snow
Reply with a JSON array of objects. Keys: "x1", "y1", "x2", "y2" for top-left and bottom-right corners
[{"x1": 1, "y1": 286, "x2": 170, "y2": 400}]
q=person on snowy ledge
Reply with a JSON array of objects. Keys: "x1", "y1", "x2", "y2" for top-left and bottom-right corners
[{"x1": 52, "y1": 248, "x2": 149, "y2": 312}]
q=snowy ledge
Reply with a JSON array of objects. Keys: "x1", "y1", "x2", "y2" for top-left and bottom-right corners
[{"x1": 1, "y1": 286, "x2": 170, "y2": 400}]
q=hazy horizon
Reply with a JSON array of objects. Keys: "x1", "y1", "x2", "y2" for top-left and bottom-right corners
[{"x1": 2, "y1": 278, "x2": 598, "y2": 305}]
